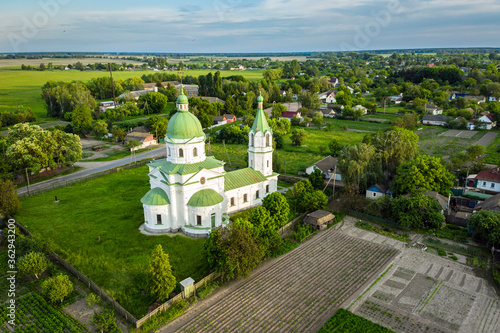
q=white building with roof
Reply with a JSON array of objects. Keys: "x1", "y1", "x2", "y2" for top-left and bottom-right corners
[{"x1": 141, "y1": 90, "x2": 278, "y2": 237}]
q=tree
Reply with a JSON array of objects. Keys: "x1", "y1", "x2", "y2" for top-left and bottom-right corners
[
  {"x1": 148, "y1": 244, "x2": 176, "y2": 302},
  {"x1": 338, "y1": 143, "x2": 382, "y2": 190},
  {"x1": 290, "y1": 128, "x2": 306, "y2": 146},
  {"x1": 71, "y1": 105, "x2": 94, "y2": 135},
  {"x1": 392, "y1": 155, "x2": 454, "y2": 195},
  {"x1": 52, "y1": 130, "x2": 82, "y2": 166},
  {"x1": 271, "y1": 103, "x2": 287, "y2": 119},
  {"x1": 262, "y1": 192, "x2": 290, "y2": 229},
  {"x1": 303, "y1": 190, "x2": 328, "y2": 211},
  {"x1": 308, "y1": 169, "x2": 324, "y2": 190},
  {"x1": 390, "y1": 193, "x2": 445, "y2": 229},
  {"x1": 466, "y1": 145, "x2": 486, "y2": 160},
  {"x1": 138, "y1": 92, "x2": 168, "y2": 114},
  {"x1": 90, "y1": 309, "x2": 122, "y2": 333},
  {"x1": 328, "y1": 139, "x2": 342, "y2": 156},
  {"x1": 0, "y1": 180, "x2": 19, "y2": 216},
  {"x1": 299, "y1": 91, "x2": 321, "y2": 110},
  {"x1": 146, "y1": 115, "x2": 169, "y2": 140},
  {"x1": 335, "y1": 90, "x2": 352, "y2": 107},
  {"x1": 41, "y1": 274, "x2": 73, "y2": 303},
  {"x1": 286, "y1": 179, "x2": 315, "y2": 212},
  {"x1": 92, "y1": 120, "x2": 108, "y2": 139},
  {"x1": 205, "y1": 224, "x2": 264, "y2": 280},
  {"x1": 214, "y1": 71, "x2": 224, "y2": 98},
  {"x1": 312, "y1": 112, "x2": 323, "y2": 128},
  {"x1": 249, "y1": 206, "x2": 273, "y2": 229},
  {"x1": 18, "y1": 252, "x2": 50, "y2": 279},
  {"x1": 468, "y1": 210, "x2": 500, "y2": 245},
  {"x1": 111, "y1": 126, "x2": 127, "y2": 142},
  {"x1": 370, "y1": 128, "x2": 419, "y2": 174}
]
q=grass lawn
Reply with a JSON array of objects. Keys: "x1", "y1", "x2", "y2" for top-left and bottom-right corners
[
  {"x1": 14, "y1": 165, "x2": 210, "y2": 318},
  {"x1": 209, "y1": 126, "x2": 366, "y2": 175},
  {"x1": 416, "y1": 127, "x2": 485, "y2": 157},
  {"x1": 0, "y1": 68, "x2": 264, "y2": 119},
  {"x1": 323, "y1": 118, "x2": 390, "y2": 132},
  {"x1": 376, "y1": 106, "x2": 404, "y2": 113},
  {"x1": 482, "y1": 134, "x2": 500, "y2": 165},
  {"x1": 362, "y1": 114, "x2": 399, "y2": 121}
]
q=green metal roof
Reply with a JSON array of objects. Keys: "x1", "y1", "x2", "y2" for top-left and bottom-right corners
[
  {"x1": 141, "y1": 187, "x2": 170, "y2": 206},
  {"x1": 250, "y1": 102, "x2": 272, "y2": 135},
  {"x1": 177, "y1": 88, "x2": 188, "y2": 104},
  {"x1": 257, "y1": 94, "x2": 263, "y2": 102},
  {"x1": 187, "y1": 189, "x2": 224, "y2": 207},
  {"x1": 166, "y1": 111, "x2": 205, "y2": 140},
  {"x1": 149, "y1": 156, "x2": 224, "y2": 176},
  {"x1": 224, "y1": 168, "x2": 267, "y2": 191}
]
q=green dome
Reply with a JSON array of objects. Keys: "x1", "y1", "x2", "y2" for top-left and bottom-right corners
[
  {"x1": 141, "y1": 187, "x2": 170, "y2": 206},
  {"x1": 257, "y1": 94, "x2": 263, "y2": 102},
  {"x1": 177, "y1": 92, "x2": 188, "y2": 105},
  {"x1": 187, "y1": 189, "x2": 223, "y2": 207},
  {"x1": 166, "y1": 111, "x2": 205, "y2": 139}
]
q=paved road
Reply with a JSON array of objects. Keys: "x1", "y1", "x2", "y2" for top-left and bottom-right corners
[{"x1": 18, "y1": 145, "x2": 166, "y2": 195}]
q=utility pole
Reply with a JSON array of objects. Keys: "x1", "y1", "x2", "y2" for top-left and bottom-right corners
[
  {"x1": 109, "y1": 64, "x2": 116, "y2": 107},
  {"x1": 25, "y1": 168, "x2": 31, "y2": 196}
]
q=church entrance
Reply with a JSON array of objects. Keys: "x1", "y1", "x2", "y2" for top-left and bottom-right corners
[{"x1": 211, "y1": 213, "x2": 216, "y2": 228}]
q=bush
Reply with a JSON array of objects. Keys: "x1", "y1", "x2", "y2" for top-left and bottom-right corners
[
  {"x1": 197, "y1": 281, "x2": 220, "y2": 299},
  {"x1": 437, "y1": 248, "x2": 447, "y2": 256},
  {"x1": 86, "y1": 293, "x2": 99, "y2": 307}
]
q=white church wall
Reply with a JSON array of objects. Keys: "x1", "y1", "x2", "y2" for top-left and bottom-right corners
[
  {"x1": 143, "y1": 204, "x2": 172, "y2": 233},
  {"x1": 165, "y1": 136, "x2": 206, "y2": 164}
]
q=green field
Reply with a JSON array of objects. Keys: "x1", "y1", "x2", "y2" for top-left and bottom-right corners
[
  {"x1": 210, "y1": 125, "x2": 367, "y2": 174},
  {"x1": 0, "y1": 68, "x2": 265, "y2": 119},
  {"x1": 324, "y1": 118, "x2": 390, "y2": 132},
  {"x1": 318, "y1": 309, "x2": 394, "y2": 333},
  {"x1": 482, "y1": 134, "x2": 500, "y2": 165},
  {"x1": 362, "y1": 114, "x2": 399, "y2": 121},
  {"x1": 416, "y1": 127, "x2": 485, "y2": 157},
  {"x1": 376, "y1": 106, "x2": 404, "y2": 114},
  {"x1": 14, "y1": 165, "x2": 209, "y2": 318}
]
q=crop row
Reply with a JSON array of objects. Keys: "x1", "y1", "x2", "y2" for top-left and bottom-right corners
[
  {"x1": 178, "y1": 229, "x2": 398, "y2": 332},
  {"x1": 0, "y1": 292, "x2": 87, "y2": 333}
]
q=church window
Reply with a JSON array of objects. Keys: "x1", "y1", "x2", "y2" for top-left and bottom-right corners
[
  {"x1": 200, "y1": 177, "x2": 206, "y2": 185},
  {"x1": 197, "y1": 215, "x2": 202, "y2": 226},
  {"x1": 156, "y1": 215, "x2": 162, "y2": 225},
  {"x1": 256, "y1": 190, "x2": 260, "y2": 199},
  {"x1": 250, "y1": 133, "x2": 254, "y2": 147},
  {"x1": 243, "y1": 194, "x2": 248, "y2": 202},
  {"x1": 179, "y1": 148, "x2": 184, "y2": 158},
  {"x1": 266, "y1": 185, "x2": 270, "y2": 193},
  {"x1": 168, "y1": 148, "x2": 171, "y2": 156},
  {"x1": 267, "y1": 160, "x2": 269, "y2": 168},
  {"x1": 266, "y1": 133, "x2": 270, "y2": 147},
  {"x1": 194, "y1": 147, "x2": 198, "y2": 157},
  {"x1": 230, "y1": 197, "x2": 235, "y2": 206}
]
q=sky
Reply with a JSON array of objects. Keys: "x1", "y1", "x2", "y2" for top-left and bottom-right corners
[{"x1": 1, "y1": 0, "x2": 500, "y2": 53}]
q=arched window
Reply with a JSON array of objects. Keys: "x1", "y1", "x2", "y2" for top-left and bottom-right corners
[
  {"x1": 266, "y1": 133, "x2": 270, "y2": 147},
  {"x1": 179, "y1": 148, "x2": 184, "y2": 158},
  {"x1": 250, "y1": 133, "x2": 254, "y2": 147},
  {"x1": 193, "y1": 147, "x2": 198, "y2": 157}
]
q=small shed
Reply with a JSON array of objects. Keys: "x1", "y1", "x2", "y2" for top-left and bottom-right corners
[
  {"x1": 304, "y1": 210, "x2": 335, "y2": 230},
  {"x1": 180, "y1": 277, "x2": 195, "y2": 298}
]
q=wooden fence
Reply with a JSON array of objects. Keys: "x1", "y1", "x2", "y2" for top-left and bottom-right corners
[
  {"x1": 9, "y1": 216, "x2": 223, "y2": 329},
  {"x1": 135, "y1": 271, "x2": 222, "y2": 328}
]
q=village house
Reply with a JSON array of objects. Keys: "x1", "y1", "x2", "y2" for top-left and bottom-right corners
[
  {"x1": 212, "y1": 114, "x2": 237, "y2": 126},
  {"x1": 366, "y1": 184, "x2": 393, "y2": 199},
  {"x1": 279, "y1": 111, "x2": 302, "y2": 122},
  {"x1": 353, "y1": 105, "x2": 368, "y2": 115},
  {"x1": 99, "y1": 101, "x2": 116, "y2": 113},
  {"x1": 473, "y1": 168, "x2": 500, "y2": 194},
  {"x1": 124, "y1": 132, "x2": 157, "y2": 151},
  {"x1": 425, "y1": 104, "x2": 443, "y2": 115},
  {"x1": 422, "y1": 115, "x2": 448, "y2": 126},
  {"x1": 388, "y1": 95, "x2": 403, "y2": 104},
  {"x1": 305, "y1": 156, "x2": 342, "y2": 181}
]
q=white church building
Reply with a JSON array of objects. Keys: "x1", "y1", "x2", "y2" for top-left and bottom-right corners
[{"x1": 141, "y1": 90, "x2": 278, "y2": 237}]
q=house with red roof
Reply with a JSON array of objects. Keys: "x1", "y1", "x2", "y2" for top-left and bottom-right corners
[
  {"x1": 279, "y1": 111, "x2": 302, "y2": 121},
  {"x1": 475, "y1": 168, "x2": 500, "y2": 194},
  {"x1": 468, "y1": 113, "x2": 496, "y2": 130}
]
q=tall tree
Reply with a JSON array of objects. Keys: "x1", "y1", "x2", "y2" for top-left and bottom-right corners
[
  {"x1": 262, "y1": 192, "x2": 290, "y2": 229},
  {"x1": 0, "y1": 180, "x2": 19, "y2": 216},
  {"x1": 214, "y1": 71, "x2": 223, "y2": 98},
  {"x1": 290, "y1": 128, "x2": 306, "y2": 146},
  {"x1": 41, "y1": 274, "x2": 73, "y2": 303},
  {"x1": 148, "y1": 244, "x2": 176, "y2": 302},
  {"x1": 391, "y1": 155, "x2": 454, "y2": 195},
  {"x1": 71, "y1": 105, "x2": 94, "y2": 135},
  {"x1": 19, "y1": 252, "x2": 50, "y2": 279}
]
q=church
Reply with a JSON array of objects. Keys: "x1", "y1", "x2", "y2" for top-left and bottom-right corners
[{"x1": 140, "y1": 89, "x2": 279, "y2": 237}]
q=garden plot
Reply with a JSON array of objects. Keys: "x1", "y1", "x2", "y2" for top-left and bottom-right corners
[
  {"x1": 172, "y1": 230, "x2": 399, "y2": 333},
  {"x1": 340, "y1": 216, "x2": 500, "y2": 333},
  {"x1": 438, "y1": 130, "x2": 477, "y2": 139}
]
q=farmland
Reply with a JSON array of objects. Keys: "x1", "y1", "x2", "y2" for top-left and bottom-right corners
[
  {"x1": 318, "y1": 309, "x2": 394, "y2": 333},
  {"x1": 173, "y1": 229, "x2": 398, "y2": 332},
  {"x1": 14, "y1": 165, "x2": 210, "y2": 317},
  {"x1": 0, "y1": 68, "x2": 265, "y2": 119},
  {"x1": 416, "y1": 127, "x2": 486, "y2": 157}
]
